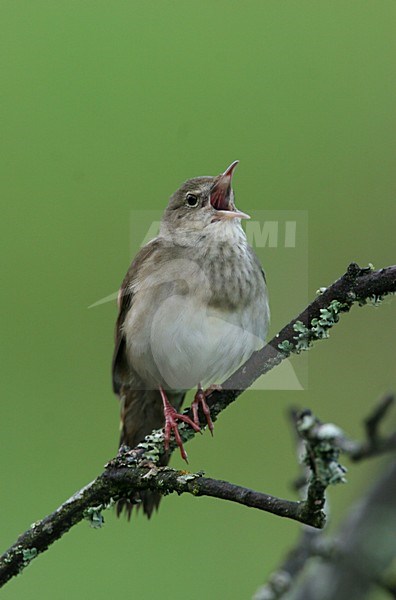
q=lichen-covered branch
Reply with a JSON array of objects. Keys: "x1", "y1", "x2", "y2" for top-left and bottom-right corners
[
  {"x1": 198, "y1": 263, "x2": 396, "y2": 425},
  {"x1": 120, "y1": 263, "x2": 396, "y2": 463},
  {"x1": 280, "y1": 459, "x2": 396, "y2": 600},
  {"x1": 0, "y1": 463, "x2": 320, "y2": 588},
  {"x1": 253, "y1": 394, "x2": 396, "y2": 600},
  {"x1": 253, "y1": 529, "x2": 331, "y2": 600},
  {"x1": 0, "y1": 263, "x2": 395, "y2": 589},
  {"x1": 292, "y1": 410, "x2": 347, "y2": 528}
]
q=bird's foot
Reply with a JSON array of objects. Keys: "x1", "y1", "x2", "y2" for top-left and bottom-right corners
[
  {"x1": 160, "y1": 387, "x2": 200, "y2": 462},
  {"x1": 191, "y1": 384, "x2": 222, "y2": 435}
]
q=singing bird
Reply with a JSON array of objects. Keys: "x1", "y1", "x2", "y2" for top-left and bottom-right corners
[{"x1": 112, "y1": 161, "x2": 270, "y2": 517}]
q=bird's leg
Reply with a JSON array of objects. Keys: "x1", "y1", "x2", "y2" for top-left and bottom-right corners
[
  {"x1": 159, "y1": 386, "x2": 201, "y2": 462},
  {"x1": 191, "y1": 384, "x2": 221, "y2": 435}
]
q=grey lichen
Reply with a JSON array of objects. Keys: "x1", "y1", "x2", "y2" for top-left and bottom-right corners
[
  {"x1": 176, "y1": 472, "x2": 200, "y2": 485},
  {"x1": 138, "y1": 422, "x2": 197, "y2": 463},
  {"x1": 298, "y1": 411, "x2": 317, "y2": 432},
  {"x1": 253, "y1": 570, "x2": 292, "y2": 600},
  {"x1": 298, "y1": 413, "x2": 347, "y2": 487},
  {"x1": 316, "y1": 286, "x2": 327, "y2": 295},
  {"x1": 142, "y1": 465, "x2": 159, "y2": 480},
  {"x1": 316, "y1": 423, "x2": 344, "y2": 440},
  {"x1": 2, "y1": 552, "x2": 13, "y2": 564},
  {"x1": 137, "y1": 429, "x2": 164, "y2": 462}
]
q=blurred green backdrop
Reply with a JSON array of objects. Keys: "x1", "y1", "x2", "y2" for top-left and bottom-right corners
[{"x1": 1, "y1": 1, "x2": 395, "y2": 599}]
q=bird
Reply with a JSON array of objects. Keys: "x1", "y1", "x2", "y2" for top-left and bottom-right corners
[{"x1": 112, "y1": 161, "x2": 270, "y2": 517}]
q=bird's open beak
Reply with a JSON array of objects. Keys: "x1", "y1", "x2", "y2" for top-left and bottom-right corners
[{"x1": 210, "y1": 160, "x2": 250, "y2": 220}]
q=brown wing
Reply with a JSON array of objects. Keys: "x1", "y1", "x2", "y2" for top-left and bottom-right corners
[
  {"x1": 111, "y1": 272, "x2": 133, "y2": 395},
  {"x1": 111, "y1": 238, "x2": 162, "y2": 395},
  {"x1": 111, "y1": 238, "x2": 186, "y2": 518}
]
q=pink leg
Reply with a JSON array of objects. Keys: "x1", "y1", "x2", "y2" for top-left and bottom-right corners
[
  {"x1": 191, "y1": 384, "x2": 221, "y2": 435},
  {"x1": 159, "y1": 387, "x2": 201, "y2": 462}
]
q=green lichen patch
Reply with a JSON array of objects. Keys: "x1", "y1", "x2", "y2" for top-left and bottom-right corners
[
  {"x1": 279, "y1": 300, "x2": 348, "y2": 356},
  {"x1": 293, "y1": 321, "x2": 311, "y2": 352},
  {"x1": 358, "y1": 294, "x2": 383, "y2": 307},
  {"x1": 22, "y1": 547, "x2": 37, "y2": 566},
  {"x1": 83, "y1": 506, "x2": 105, "y2": 528},
  {"x1": 278, "y1": 340, "x2": 295, "y2": 356}
]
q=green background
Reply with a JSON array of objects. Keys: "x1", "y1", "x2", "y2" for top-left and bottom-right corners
[{"x1": 1, "y1": 1, "x2": 395, "y2": 598}]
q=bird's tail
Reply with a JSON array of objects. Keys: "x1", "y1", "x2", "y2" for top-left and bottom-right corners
[{"x1": 116, "y1": 387, "x2": 184, "y2": 518}]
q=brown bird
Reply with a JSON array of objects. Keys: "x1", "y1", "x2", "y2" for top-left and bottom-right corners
[{"x1": 112, "y1": 161, "x2": 270, "y2": 517}]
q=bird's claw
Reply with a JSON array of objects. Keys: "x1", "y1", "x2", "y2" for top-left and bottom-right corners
[
  {"x1": 160, "y1": 387, "x2": 200, "y2": 462},
  {"x1": 192, "y1": 385, "x2": 220, "y2": 435}
]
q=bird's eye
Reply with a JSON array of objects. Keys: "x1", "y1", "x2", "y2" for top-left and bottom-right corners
[{"x1": 185, "y1": 193, "x2": 199, "y2": 207}]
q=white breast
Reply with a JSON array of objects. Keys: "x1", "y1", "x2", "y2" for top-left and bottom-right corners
[
  {"x1": 146, "y1": 293, "x2": 267, "y2": 390},
  {"x1": 124, "y1": 223, "x2": 269, "y2": 392}
]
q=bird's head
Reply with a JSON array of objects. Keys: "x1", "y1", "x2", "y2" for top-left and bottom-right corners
[{"x1": 161, "y1": 161, "x2": 249, "y2": 241}]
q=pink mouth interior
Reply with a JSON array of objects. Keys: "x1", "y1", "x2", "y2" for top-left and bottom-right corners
[{"x1": 210, "y1": 188, "x2": 229, "y2": 211}]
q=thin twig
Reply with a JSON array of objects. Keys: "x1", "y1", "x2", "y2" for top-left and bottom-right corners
[
  {"x1": 337, "y1": 393, "x2": 396, "y2": 461},
  {"x1": 365, "y1": 393, "x2": 395, "y2": 442}
]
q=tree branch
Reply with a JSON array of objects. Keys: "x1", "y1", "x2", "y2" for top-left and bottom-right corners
[
  {"x1": 1, "y1": 263, "x2": 395, "y2": 589},
  {"x1": 0, "y1": 465, "x2": 319, "y2": 588},
  {"x1": 342, "y1": 392, "x2": 396, "y2": 461},
  {"x1": 116, "y1": 263, "x2": 396, "y2": 462},
  {"x1": 199, "y1": 263, "x2": 396, "y2": 422},
  {"x1": 253, "y1": 394, "x2": 396, "y2": 600},
  {"x1": 278, "y1": 459, "x2": 396, "y2": 600}
]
